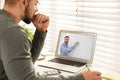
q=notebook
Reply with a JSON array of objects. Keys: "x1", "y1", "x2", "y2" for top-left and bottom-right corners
[{"x1": 38, "y1": 30, "x2": 97, "y2": 73}]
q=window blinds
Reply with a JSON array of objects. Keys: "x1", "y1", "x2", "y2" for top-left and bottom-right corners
[
  {"x1": 38, "y1": 0, "x2": 82, "y2": 52},
  {"x1": 1, "y1": 0, "x2": 119, "y2": 74},
  {"x1": 39, "y1": 0, "x2": 120, "y2": 73},
  {"x1": 0, "y1": 0, "x2": 4, "y2": 9},
  {"x1": 0, "y1": 0, "x2": 120, "y2": 73}
]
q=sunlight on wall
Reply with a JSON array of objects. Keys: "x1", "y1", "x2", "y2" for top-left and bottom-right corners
[{"x1": 0, "y1": 0, "x2": 4, "y2": 9}]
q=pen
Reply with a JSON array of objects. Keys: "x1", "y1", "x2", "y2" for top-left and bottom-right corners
[
  {"x1": 85, "y1": 64, "x2": 90, "y2": 71},
  {"x1": 85, "y1": 64, "x2": 113, "y2": 80}
]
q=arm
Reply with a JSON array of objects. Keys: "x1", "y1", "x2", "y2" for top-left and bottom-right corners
[
  {"x1": 67, "y1": 41, "x2": 79, "y2": 53},
  {"x1": 1, "y1": 27, "x2": 84, "y2": 80},
  {"x1": 68, "y1": 45, "x2": 76, "y2": 52},
  {"x1": 60, "y1": 43, "x2": 76, "y2": 55},
  {"x1": 31, "y1": 13, "x2": 49, "y2": 63},
  {"x1": 31, "y1": 30, "x2": 47, "y2": 63}
]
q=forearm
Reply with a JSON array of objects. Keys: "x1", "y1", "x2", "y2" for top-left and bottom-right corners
[
  {"x1": 67, "y1": 46, "x2": 76, "y2": 52},
  {"x1": 37, "y1": 73, "x2": 84, "y2": 80},
  {"x1": 2, "y1": 56, "x2": 84, "y2": 80},
  {"x1": 31, "y1": 30, "x2": 47, "y2": 63}
]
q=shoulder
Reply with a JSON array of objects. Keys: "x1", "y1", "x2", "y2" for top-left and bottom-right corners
[
  {"x1": 3, "y1": 26, "x2": 28, "y2": 38},
  {"x1": 1, "y1": 26, "x2": 31, "y2": 47},
  {"x1": 61, "y1": 42, "x2": 66, "y2": 48}
]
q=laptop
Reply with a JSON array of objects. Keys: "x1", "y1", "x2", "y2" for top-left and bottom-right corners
[{"x1": 38, "y1": 30, "x2": 97, "y2": 73}]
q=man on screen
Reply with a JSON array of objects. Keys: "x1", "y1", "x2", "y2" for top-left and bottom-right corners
[{"x1": 60, "y1": 36, "x2": 79, "y2": 56}]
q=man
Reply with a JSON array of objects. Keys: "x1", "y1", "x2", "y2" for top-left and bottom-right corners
[
  {"x1": 0, "y1": 0, "x2": 102, "y2": 80},
  {"x1": 60, "y1": 36, "x2": 79, "y2": 56}
]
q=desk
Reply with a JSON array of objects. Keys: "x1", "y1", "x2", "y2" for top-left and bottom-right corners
[
  {"x1": 35, "y1": 55, "x2": 74, "y2": 76},
  {"x1": 35, "y1": 55, "x2": 120, "y2": 80}
]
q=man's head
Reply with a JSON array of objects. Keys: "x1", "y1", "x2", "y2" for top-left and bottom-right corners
[
  {"x1": 22, "y1": 0, "x2": 39, "y2": 24},
  {"x1": 5, "y1": 0, "x2": 20, "y2": 5},
  {"x1": 64, "y1": 36, "x2": 69, "y2": 44},
  {"x1": 4, "y1": 0, "x2": 38, "y2": 24}
]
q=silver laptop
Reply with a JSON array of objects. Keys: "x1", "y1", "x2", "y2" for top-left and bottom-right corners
[{"x1": 38, "y1": 30, "x2": 97, "y2": 73}]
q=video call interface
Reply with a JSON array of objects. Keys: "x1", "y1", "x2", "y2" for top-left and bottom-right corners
[{"x1": 57, "y1": 32, "x2": 95, "y2": 60}]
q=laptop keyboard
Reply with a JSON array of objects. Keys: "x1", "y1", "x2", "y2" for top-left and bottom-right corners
[{"x1": 49, "y1": 58, "x2": 86, "y2": 67}]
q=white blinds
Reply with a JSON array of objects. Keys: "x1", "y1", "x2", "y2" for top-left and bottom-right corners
[
  {"x1": 0, "y1": 0, "x2": 120, "y2": 74},
  {"x1": 39, "y1": 0, "x2": 120, "y2": 73},
  {"x1": 0, "y1": 0, "x2": 4, "y2": 9},
  {"x1": 79, "y1": 0, "x2": 120, "y2": 74},
  {"x1": 39, "y1": 0, "x2": 82, "y2": 52}
]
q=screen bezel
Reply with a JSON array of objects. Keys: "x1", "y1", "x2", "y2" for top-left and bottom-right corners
[{"x1": 55, "y1": 30, "x2": 97, "y2": 64}]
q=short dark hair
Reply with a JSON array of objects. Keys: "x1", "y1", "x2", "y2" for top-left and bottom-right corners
[
  {"x1": 5, "y1": 0, "x2": 20, "y2": 5},
  {"x1": 5, "y1": 0, "x2": 31, "y2": 5},
  {"x1": 64, "y1": 36, "x2": 69, "y2": 38}
]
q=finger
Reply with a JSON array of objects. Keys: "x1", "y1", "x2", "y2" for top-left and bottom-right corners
[
  {"x1": 39, "y1": 15, "x2": 46, "y2": 23},
  {"x1": 36, "y1": 14, "x2": 43, "y2": 23},
  {"x1": 97, "y1": 76, "x2": 102, "y2": 80},
  {"x1": 33, "y1": 14, "x2": 42, "y2": 23},
  {"x1": 42, "y1": 16, "x2": 49, "y2": 23},
  {"x1": 94, "y1": 76, "x2": 102, "y2": 80},
  {"x1": 33, "y1": 14, "x2": 49, "y2": 23},
  {"x1": 39, "y1": 15, "x2": 48, "y2": 23},
  {"x1": 92, "y1": 71, "x2": 101, "y2": 76}
]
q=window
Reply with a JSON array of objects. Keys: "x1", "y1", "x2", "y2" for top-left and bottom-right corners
[
  {"x1": 38, "y1": 0, "x2": 120, "y2": 73},
  {"x1": 1, "y1": 0, "x2": 119, "y2": 74},
  {"x1": 0, "y1": 0, "x2": 4, "y2": 9}
]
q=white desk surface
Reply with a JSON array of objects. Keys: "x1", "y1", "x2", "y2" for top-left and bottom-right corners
[{"x1": 34, "y1": 55, "x2": 120, "y2": 80}]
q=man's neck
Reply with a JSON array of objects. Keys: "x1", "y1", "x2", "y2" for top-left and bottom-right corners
[
  {"x1": 3, "y1": 5, "x2": 21, "y2": 23},
  {"x1": 65, "y1": 42, "x2": 68, "y2": 45}
]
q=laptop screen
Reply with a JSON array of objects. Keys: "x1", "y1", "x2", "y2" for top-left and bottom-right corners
[{"x1": 56, "y1": 30, "x2": 97, "y2": 63}]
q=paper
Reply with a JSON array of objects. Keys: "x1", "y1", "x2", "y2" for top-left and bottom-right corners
[{"x1": 102, "y1": 73, "x2": 120, "y2": 80}]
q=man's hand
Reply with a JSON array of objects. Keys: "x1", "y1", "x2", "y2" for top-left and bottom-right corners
[
  {"x1": 32, "y1": 14, "x2": 49, "y2": 32},
  {"x1": 74, "y1": 41, "x2": 79, "y2": 46},
  {"x1": 81, "y1": 70, "x2": 102, "y2": 80}
]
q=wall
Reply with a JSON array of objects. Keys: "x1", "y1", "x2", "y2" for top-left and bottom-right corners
[{"x1": 0, "y1": 0, "x2": 4, "y2": 9}]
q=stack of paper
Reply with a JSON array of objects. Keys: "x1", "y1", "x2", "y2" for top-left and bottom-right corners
[{"x1": 102, "y1": 73, "x2": 120, "y2": 80}]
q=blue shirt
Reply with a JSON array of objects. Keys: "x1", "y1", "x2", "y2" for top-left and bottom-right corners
[{"x1": 60, "y1": 42, "x2": 76, "y2": 56}]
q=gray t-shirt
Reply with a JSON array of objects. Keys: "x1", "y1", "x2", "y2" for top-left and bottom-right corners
[{"x1": 0, "y1": 10, "x2": 84, "y2": 80}]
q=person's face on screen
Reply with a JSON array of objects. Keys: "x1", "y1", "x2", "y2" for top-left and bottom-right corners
[{"x1": 64, "y1": 37, "x2": 69, "y2": 44}]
